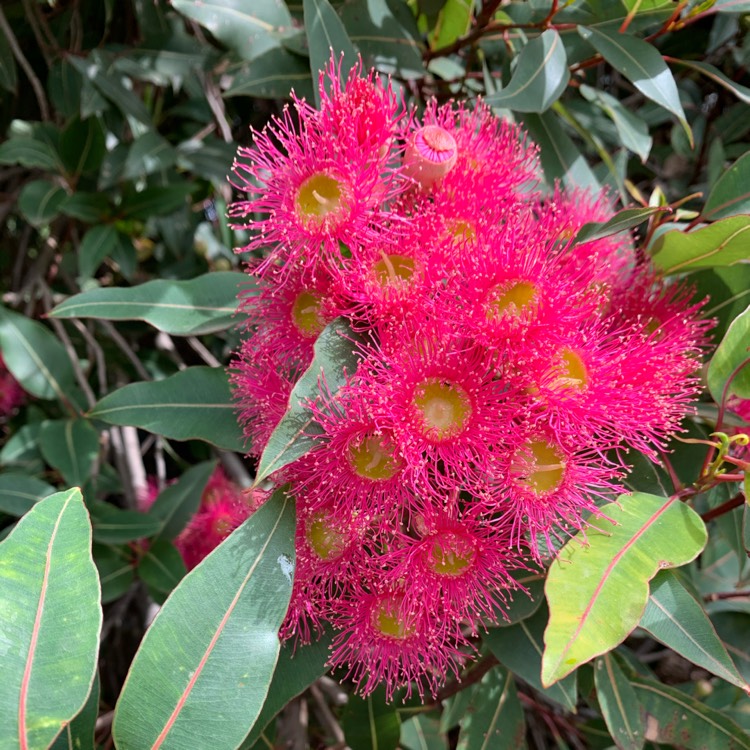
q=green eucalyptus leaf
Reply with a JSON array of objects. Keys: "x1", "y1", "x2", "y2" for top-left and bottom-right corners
[
  {"x1": 112, "y1": 488, "x2": 295, "y2": 750},
  {"x1": 89, "y1": 367, "x2": 245, "y2": 452},
  {"x1": 123, "y1": 131, "x2": 177, "y2": 180},
  {"x1": 671, "y1": 58, "x2": 750, "y2": 105},
  {"x1": 303, "y1": 0, "x2": 358, "y2": 106},
  {"x1": 707, "y1": 304, "x2": 750, "y2": 403},
  {"x1": 0, "y1": 489, "x2": 101, "y2": 750},
  {"x1": 0, "y1": 135, "x2": 61, "y2": 170},
  {"x1": 594, "y1": 653, "x2": 645, "y2": 750},
  {"x1": 485, "y1": 603, "x2": 578, "y2": 711},
  {"x1": 223, "y1": 50, "x2": 314, "y2": 100},
  {"x1": 573, "y1": 206, "x2": 664, "y2": 245},
  {"x1": 172, "y1": 0, "x2": 293, "y2": 61},
  {"x1": 340, "y1": 0, "x2": 424, "y2": 77},
  {"x1": 522, "y1": 111, "x2": 601, "y2": 191},
  {"x1": 51, "y1": 272, "x2": 250, "y2": 335},
  {"x1": 77, "y1": 225, "x2": 120, "y2": 278},
  {"x1": 400, "y1": 714, "x2": 447, "y2": 750},
  {"x1": 641, "y1": 569, "x2": 748, "y2": 691},
  {"x1": 253, "y1": 318, "x2": 363, "y2": 485},
  {"x1": 90, "y1": 503, "x2": 164, "y2": 544},
  {"x1": 119, "y1": 183, "x2": 195, "y2": 220},
  {"x1": 38, "y1": 418, "x2": 100, "y2": 488},
  {"x1": 147, "y1": 460, "x2": 217, "y2": 542},
  {"x1": 486, "y1": 30, "x2": 569, "y2": 113},
  {"x1": 49, "y1": 673, "x2": 99, "y2": 750},
  {"x1": 0, "y1": 305, "x2": 81, "y2": 403},
  {"x1": 703, "y1": 150, "x2": 750, "y2": 221},
  {"x1": 342, "y1": 687, "x2": 401, "y2": 750},
  {"x1": 651, "y1": 216, "x2": 750, "y2": 274},
  {"x1": 0, "y1": 423, "x2": 45, "y2": 473},
  {"x1": 93, "y1": 543, "x2": 135, "y2": 604},
  {"x1": 17, "y1": 179, "x2": 67, "y2": 227},
  {"x1": 239, "y1": 634, "x2": 333, "y2": 748},
  {"x1": 61, "y1": 192, "x2": 110, "y2": 223},
  {"x1": 456, "y1": 666, "x2": 525, "y2": 750},
  {"x1": 0, "y1": 473, "x2": 56, "y2": 516},
  {"x1": 59, "y1": 117, "x2": 106, "y2": 177},
  {"x1": 693, "y1": 266, "x2": 750, "y2": 343},
  {"x1": 577, "y1": 26, "x2": 690, "y2": 143},
  {"x1": 631, "y1": 675, "x2": 750, "y2": 749},
  {"x1": 429, "y1": 0, "x2": 472, "y2": 51},
  {"x1": 579, "y1": 84, "x2": 653, "y2": 161},
  {"x1": 542, "y1": 492, "x2": 707, "y2": 686},
  {"x1": 138, "y1": 538, "x2": 187, "y2": 604}
]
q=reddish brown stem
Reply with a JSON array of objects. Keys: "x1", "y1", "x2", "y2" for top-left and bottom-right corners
[
  {"x1": 700, "y1": 492, "x2": 746, "y2": 523},
  {"x1": 432, "y1": 653, "x2": 498, "y2": 704},
  {"x1": 704, "y1": 589, "x2": 750, "y2": 602}
]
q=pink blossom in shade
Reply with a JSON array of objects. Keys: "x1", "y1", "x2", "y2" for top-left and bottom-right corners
[
  {"x1": 0, "y1": 354, "x2": 25, "y2": 417},
  {"x1": 381, "y1": 503, "x2": 526, "y2": 635},
  {"x1": 327, "y1": 578, "x2": 469, "y2": 700},
  {"x1": 409, "y1": 99, "x2": 540, "y2": 211},
  {"x1": 318, "y1": 55, "x2": 404, "y2": 166},
  {"x1": 229, "y1": 99, "x2": 399, "y2": 282},
  {"x1": 230, "y1": 341, "x2": 302, "y2": 458},
  {"x1": 488, "y1": 426, "x2": 623, "y2": 558},
  {"x1": 136, "y1": 476, "x2": 163, "y2": 513},
  {"x1": 174, "y1": 468, "x2": 251, "y2": 570},
  {"x1": 358, "y1": 323, "x2": 523, "y2": 491}
]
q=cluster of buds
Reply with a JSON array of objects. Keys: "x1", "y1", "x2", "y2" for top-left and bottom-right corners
[{"x1": 229, "y1": 59, "x2": 709, "y2": 698}]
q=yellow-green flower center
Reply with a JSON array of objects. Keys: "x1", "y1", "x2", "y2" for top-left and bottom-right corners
[
  {"x1": 305, "y1": 510, "x2": 348, "y2": 561},
  {"x1": 427, "y1": 532, "x2": 477, "y2": 577},
  {"x1": 291, "y1": 290, "x2": 326, "y2": 338},
  {"x1": 551, "y1": 347, "x2": 588, "y2": 390},
  {"x1": 413, "y1": 378, "x2": 472, "y2": 441},
  {"x1": 371, "y1": 594, "x2": 415, "y2": 640},
  {"x1": 488, "y1": 281, "x2": 538, "y2": 319},
  {"x1": 348, "y1": 433, "x2": 402, "y2": 481},
  {"x1": 372, "y1": 254, "x2": 416, "y2": 288},
  {"x1": 295, "y1": 173, "x2": 344, "y2": 223},
  {"x1": 514, "y1": 439, "x2": 566, "y2": 495}
]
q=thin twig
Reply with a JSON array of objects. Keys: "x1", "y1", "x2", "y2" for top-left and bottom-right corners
[
  {"x1": 71, "y1": 319, "x2": 108, "y2": 395},
  {"x1": 704, "y1": 589, "x2": 750, "y2": 602},
  {"x1": 98, "y1": 320, "x2": 152, "y2": 381},
  {"x1": 41, "y1": 284, "x2": 97, "y2": 410},
  {"x1": 21, "y1": 0, "x2": 54, "y2": 67},
  {"x1": 0, "y1": 5, "x2": 50, "y2": 120},
  {"x1": 700, "y1": 491, "x2": 745, "y2": 523},
  {"x1": 310, "y1": 683, "x2": 345, "y2": 745},
  {"x1": 187, "y1": 336, "x2": 222, "y2": 367}
]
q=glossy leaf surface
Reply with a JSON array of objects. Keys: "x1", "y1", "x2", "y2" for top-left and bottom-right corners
[
  {"x1": 50, "y1": 272, "x2": 249, "y2": 335},
  {"x1": 456, "y1": 667, "x2": 525, "y2": 750},
  {"x1": 89, "y1": 367, "x2": 245, "y2": 452},
  {"x1": 485, "y1": 30, "x2": 569, "y2": 113},
  {"x1": 594, "y1": 654, "x2": 645, "y2": 750},
  {"x1": 542, "y1": 492, "x2": 707, "y2": 685},
  {"x1": 113, "y1": 488, "x2": 296, "y2": 750},
  {"x1": 254, "y1": 318, "x2": 362, "y2": 485},
  {"x1": 651, "y1": 215, "x2": 750, "y2": 274},
  {"x1": 577, "y1": 26, "x2": 689, "y2": 140},
  {"x1": 707, "y1": 303, "x2": 750, "y2": 403},
  {"x1": 0, "y1": 489, "x2": 101, "y2": 750},
  {"x1": 641, "y1": 570, "x2": 749, "y2": 691}
]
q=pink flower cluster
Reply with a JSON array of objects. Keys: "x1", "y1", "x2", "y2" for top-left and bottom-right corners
[
  {"x1": 139, "y1": 468, "x2": 251, "y2": 570},
  {"x1": 230, "y1": 60, "x2": 709, "y2": 698}
]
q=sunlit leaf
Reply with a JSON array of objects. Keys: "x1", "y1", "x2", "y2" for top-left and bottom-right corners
[
  {"x1": 542, "y1": 492, "x2": 707, "y2": 685},
  {"x1": 0, "y1": 489, "x2": 101, "y2": 750},
  {"x1": 51, "y1": 272, "x2": 251, "y2": 335},
  {"x1": 707, "y1": 303, "x2": 750, "y2": 403},
  {"x1": 113, "y1": 488, "x2": 295, "y2": 749},
  {"x1": 486, "y1": 30, "x2": 569, "y2": 113}
]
